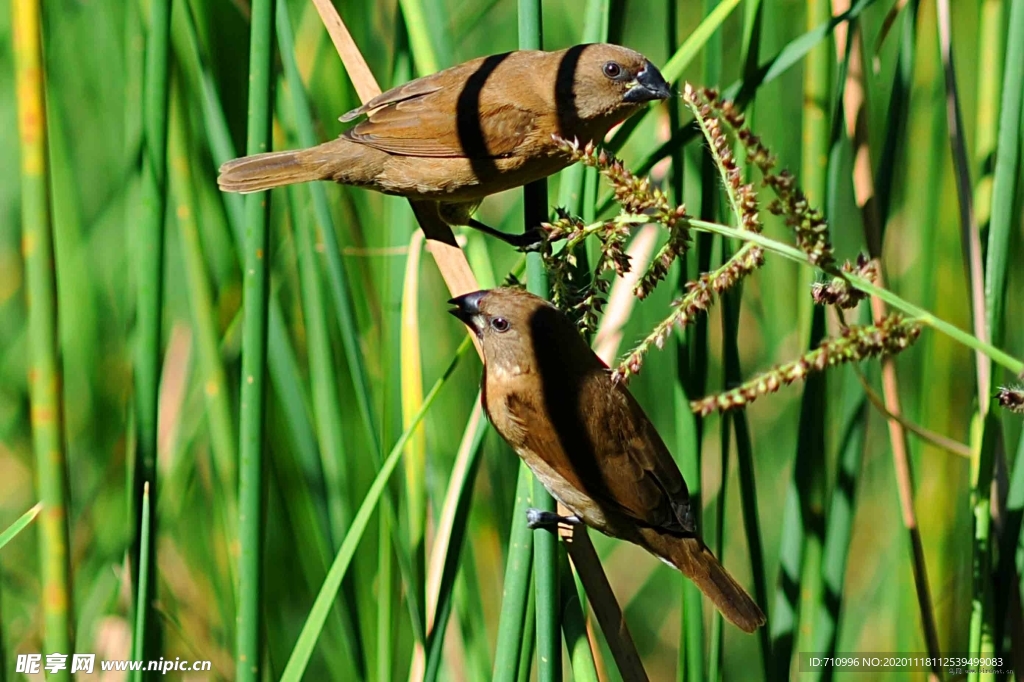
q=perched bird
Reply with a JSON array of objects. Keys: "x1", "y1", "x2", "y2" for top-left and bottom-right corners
[
  {"x1": 218, "y1": 44, "x2": 670, "y2": 247},
  {"x1": 449, "y1": 288, "x2": 766, "y2": 632}
]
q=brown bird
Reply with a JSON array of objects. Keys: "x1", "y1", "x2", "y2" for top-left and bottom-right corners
[
  {"x1": 449, "y1": 288, "x2": 766, "y2": 632},
  {"x1": 218, "y1": 44, "x2": 670, "y2": 247}
]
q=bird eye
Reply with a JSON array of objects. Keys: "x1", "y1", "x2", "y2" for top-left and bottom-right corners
[
  {"x1": 491, "y1": 317, "x2": 510, "y2": 333},
  {"x1": 602, "y1": 61, "x2": 623, "y2": 79}
]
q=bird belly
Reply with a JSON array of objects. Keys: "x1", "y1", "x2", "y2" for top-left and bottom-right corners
[
  {"x1": 376, "y1": 153, "x2": 570, "y2": 201},
  {"x1": 518, "y1": 449, "x2": 611, "y2": 532}
]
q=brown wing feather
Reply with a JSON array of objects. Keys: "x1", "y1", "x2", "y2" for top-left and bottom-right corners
[
  {"x1": 345, "y1": 101, "x2": 536, "y2": 158},
  {"x1": 584, "y1": 376, "x2": 695, "y2": 533},
  {"x1": 500, "y1": 370, "x2": 694, "y2": 535},
  {"x1": 338, "y1": 57, "x2": 485, "y2": 122},
  {"x1": 338, "y1": 51, "x2": 546, "y2": 159}
]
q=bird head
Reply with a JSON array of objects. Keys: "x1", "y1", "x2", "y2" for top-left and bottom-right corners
[
  {"x1": 557, "y1": 44, "x2": 672, "y2": 127},
  {"x1": 448, "y1": 288, "x2": 594, "y2": 377}
]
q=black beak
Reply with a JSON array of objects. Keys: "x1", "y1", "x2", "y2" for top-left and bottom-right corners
[
  {"x1": 448, "y1": 291, "x2": 486, "y2": 337},
  {"x1": 623, "y1": 61, "x2": 672, "y2": 103}
]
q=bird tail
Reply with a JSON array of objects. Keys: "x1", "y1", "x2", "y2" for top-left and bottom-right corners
[
  {"x1": 217, "y1": 139, "x2": 362, "y2": 194},
  {"x1": 640, "y1": 528, "x2": 766, "y2": 633}
]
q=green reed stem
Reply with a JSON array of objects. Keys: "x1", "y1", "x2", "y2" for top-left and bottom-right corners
[
  {"x1": 493, "y1": 465, "x2": 536, "y2": 682},
  {"x1": 971, "y1": 0, "x2": 1024, "y2": 671},
  {"x1": 13, "y1": 0, "x2": 73, "y2": 674},
  {"x1": 130, "y1": 483, "x2": 151, "y2": 682},
  {"x1": 518, "y1": 3, "x2": 559, "y2": 680},
  {"x1": 132, "y1": 0, "x2": 172, "y2": 664},
  {"x1": 236, "y1": 0, "x2": 276, "y2": 677}
]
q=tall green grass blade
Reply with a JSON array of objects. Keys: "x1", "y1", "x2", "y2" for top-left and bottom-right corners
[
  {"x1": 999, "y1": 432, "x2": 1024, "y2": 649},
  {"x1": 377, "y1": 515, "x2": 394, "y2": 682},
  {"x1": 0, "y1": 503, "x2": 41, "y2": 552},
  {"x1": 129, "y1": 483, "x2": 151, "y2": 682},
  {"x1": 175, "y1": 14, "x2": 341, "y2": 634},
  {"x1": 398, "y1": 0, "x2": 441, "y2": 75},
  {"x1": 972, "y1": 0, "x2": 1005, "y2": 232},
  {"x1": 13, "y1": 0, "x2": 73, "y2": 673},
  {"x1": 279, "y1": 337, "x2": 471, "y2": 682},
  {"x1": 168, "y1": 89, "x2": 238, "y2": 523},
  {"x1": 424, "y1": 400, "x2": 489, "y2": 682},
  {"x1": 558, "y1": 549, "x2": 599, "y2": 682},
  {"x1": 675, "y1": 0, "x2": 722, "y2": 677},
  {"x1": 974, "y1": 0, "x2": 1024, "y2": 668},
  {"x1": 400, "y1": 231, "x2": 427, "y2": 640},
  {"x1": 722, "y1": 279, "x2": 771, "y2": 678},
  {"x1": 809, "y1": 375, "x2": 868, "y2": 676},
  {"x1": 518, "y1": 3, "x2": 559, "y2": 680},
  {"x1": 983, "y1": 0, "x2": 1023, "y2": 368},
  {"x1": 133, "y1": 0, "x2": 171, "y2": 664},
  {"x1": 236, "y1": 0, "x2": 276, "y2": 676},
  {"x1": 771, "y1": 311, "x2": 826, "y2": 677},
  {"x1": 273, "y1": 0, "x2": 383, "y2": 460},
  {"x1": 517, "y1": 577, "x2": 537, "y2": 682},
  {"x1": 276, "y1": 6, "x2": 429, "y2": 653},
  {"x1": 708, "y1": 414, "x2": 731, "y2": 682},
  {"x1": 493, "y1": 465, "x2": 536, "y2": 682},
  {"x1": 772, "y1": 8, "x2": 831, "y2": 671},
  {"x1": 873, "y1": 0, "x2": 918, "y2": 246}
]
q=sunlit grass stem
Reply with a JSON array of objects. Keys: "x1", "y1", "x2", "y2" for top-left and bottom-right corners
[
  {"x1": 236, "y1": 0, "x2": 276, "y2": 677},
  {"x1": 13, "y1": 0, "x2": 73, "y2": 674}
]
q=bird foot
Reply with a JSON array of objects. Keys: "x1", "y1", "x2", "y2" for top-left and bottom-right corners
[
  {"x1": 525, "y1": 508, "x2": 581, "y2": 530},
  {"x1": 467, "y1": 220, "x2": 547, "y2": 251},
  {"x1": 514, "y1": 227, "x2": 548, "y2": 253}
]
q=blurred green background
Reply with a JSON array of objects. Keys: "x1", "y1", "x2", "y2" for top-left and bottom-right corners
[{"x1": 1, "y1": 0, "x2": 1022, "y2": 679}]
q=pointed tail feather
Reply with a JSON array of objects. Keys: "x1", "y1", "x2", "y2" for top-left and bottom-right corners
[
  {"x1": 217, "y1": 149, "x2": 328, "y2": 194},
  {"x1": 641, "y1": 528, "x2": 766, "y2": 632}
]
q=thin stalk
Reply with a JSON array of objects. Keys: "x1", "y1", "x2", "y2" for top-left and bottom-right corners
[
  {"x1": 133, "y1": 0, "x2": 171, "y2": 664},
  {"x1": 236, "y1": 0, "x2": 276, "y2": 678},
  {"x1": 559, "y1": 550, "x2": 599, "y2": 682},
  {"x1": 13, "y1": 0, "x2": 73, "y2": 675},
  {"x1": 130, "y1": 483, "x2": 151, "y2": 682},
  {"x1": 377, "y1": 516, "x2": 394, "y2": 682},
  {"x1": 708, "y1": 412, "x2": 731, "y2": 682},
  {"x1": 517, "y1": 578, "x2": 537, "y2": 682},
  {"x1": 0, "y1": 504, "x2": 42, "y2": 551},
  {"x1": 519, "y1": 3, "x2": 559, "y2": 680},
  {"x1": 493, "y1": 466, "x2": 536, "y2": 682}
]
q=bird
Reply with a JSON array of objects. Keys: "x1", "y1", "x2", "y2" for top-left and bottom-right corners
[
  {"x1": 218, "y1": 43, "x2": 671, "y2": 248},
  {"x1": 448, "y1": 288, "x2": 766, "y2": 632}
]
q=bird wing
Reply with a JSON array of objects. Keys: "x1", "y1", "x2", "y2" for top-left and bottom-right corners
[
  {"x1": 338, "y1": 56, "x2": 539, "y2": 158},
  {"x1": 501, "y1": 377, "x2": 694, "y2": 536},
  {"x1": 344, "y1": 98, "x2": 537, "y2": 158}
]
